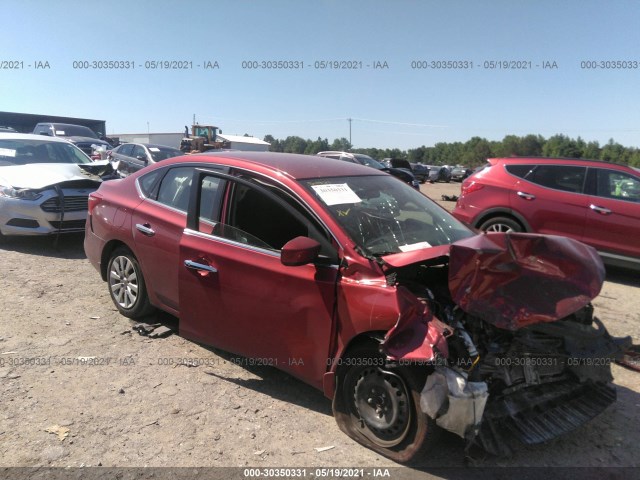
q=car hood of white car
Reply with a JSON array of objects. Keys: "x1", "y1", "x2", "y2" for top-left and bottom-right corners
[{"x1": 0, "y1": 161, "x2": 108, "y2": 189}]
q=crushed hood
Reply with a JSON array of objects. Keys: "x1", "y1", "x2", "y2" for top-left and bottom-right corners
[
  {"x1": 448, "y1": 233, "x2": 605, "y2": 330},
  {"x1": 0, "y1": 162, "x2": 108, "y2": 189}
]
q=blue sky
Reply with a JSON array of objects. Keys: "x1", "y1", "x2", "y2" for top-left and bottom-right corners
[{"x1": 2, "y1": 0, "x2": 640, "y2": 150}]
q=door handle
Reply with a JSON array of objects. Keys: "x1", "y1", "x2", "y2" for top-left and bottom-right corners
[
  {"x1": 590, "y1": 204, "x2": 612, "y2": 215},
  {"x1": 517, "y1": 191, "x2": 536, "y2": 200},
  {"x1": 184, "y1": 260, "x2": 218, "y2": 274},
  {"x1": 135, "y1": 223, "x2": 155, "y2": 236}
]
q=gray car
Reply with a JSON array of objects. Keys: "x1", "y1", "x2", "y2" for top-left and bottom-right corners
[
  {"x1": 0, "y1": 133, "x2": 108, "y2": 239},
  {"x1": 108, "y1": 143, "x2": 182, "y2": 178},
  {"x1": 32, "y1": 122, "x2": 112, "y2": 157}
]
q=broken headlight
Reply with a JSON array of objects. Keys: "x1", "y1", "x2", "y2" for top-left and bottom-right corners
[{"x1": 0, "y1": 185, "x2": 43, "y2": 200}]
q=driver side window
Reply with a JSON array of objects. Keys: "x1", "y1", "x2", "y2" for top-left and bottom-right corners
[{"x1": 220, "y1": 183, "x2": 309, "y2": 251}]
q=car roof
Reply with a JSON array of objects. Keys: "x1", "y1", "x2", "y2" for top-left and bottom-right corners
[
  {"x1": 121, "y1": 143, "x2": 181, "y2": 149},
  {"x1": 163, "y1": 151, "x2": 387, "y2": 179},
  {"x1": 0, "y1": 132, "x2": 74, "y2": 143},
  {"x1": 36, "y1": 122, "x2": 88, "y2": 128},
  {"x1": 490, "y1": 156, "x2": 632, "y2": 168},
  {"x1": 490, "y1": 156, "x2": 640, "y2": 174}
]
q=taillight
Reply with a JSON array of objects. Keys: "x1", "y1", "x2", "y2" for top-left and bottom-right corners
[
  {"x1": 88, "y1": 193, "x2": 102, "y2": 215},
  {"x1": 461, "y1": 181, "x2": 484, "y2": 196}
]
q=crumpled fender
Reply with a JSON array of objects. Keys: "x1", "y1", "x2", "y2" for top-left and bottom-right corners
[
  {"x1": 380, "y1": 286, "x2": 450, "y2": 361},
  {"x1": 448, "y1": 233, "x2": 605, "y2": 330}
]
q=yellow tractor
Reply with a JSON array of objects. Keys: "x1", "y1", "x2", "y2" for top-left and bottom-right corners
[{"x1": 180, "y1": 125, "x2": 231, "y2": 153}]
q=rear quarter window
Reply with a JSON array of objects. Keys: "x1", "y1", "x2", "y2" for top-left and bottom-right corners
[
  {"x1": 156, "y1": 167, "x2": 194, "y2": 211},
  {"x1": 138, "y1": 170, "x2": 163, "y2": 197},
  {"x1": 505, "y1": 164, "x2": 535, "y2": 178}
]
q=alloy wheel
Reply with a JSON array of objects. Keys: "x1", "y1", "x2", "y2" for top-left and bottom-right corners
[{"x1": 109, "y1": 255, "x2": 139, "y2": 309}]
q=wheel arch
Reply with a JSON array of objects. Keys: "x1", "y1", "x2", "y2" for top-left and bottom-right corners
[
  {"x1": 330, "y1": 331, "x2": 437, "y2": 463},
  {"x1": 99, "y1": 239, "x2": 137, "y2": 281},
  {"x1": 474, "y1": 208, "x2": 531, "y2": 232}
]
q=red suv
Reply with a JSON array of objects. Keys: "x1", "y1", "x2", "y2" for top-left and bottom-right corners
[{"x1": 452, "y1": 157, "x2": 640, "y2": 270}]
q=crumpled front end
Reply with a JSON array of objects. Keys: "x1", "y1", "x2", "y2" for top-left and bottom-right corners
[
  {"x1": 378, "y1": 233, "x2": 626, "y2": 456},
  {"x1": 448, "y1": 232, "x2": 605, "y2": 330}
]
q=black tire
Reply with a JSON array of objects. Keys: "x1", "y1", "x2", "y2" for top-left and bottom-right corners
[
  {"x1": 107, "y1": 247, "x2": 155, "y2": 318},
  {"x1": 479, "y1": 216, "x2": 523, "y2": 233},
  {"x1": 333, "y1": 345, "x2": 437, "y2": 464}
]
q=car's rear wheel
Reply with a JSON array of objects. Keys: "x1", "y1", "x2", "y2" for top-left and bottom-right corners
[
  {"x1": 107, "y1": 247, "x2": 154, "y2": 318},
  {"x1": 479, "y1": 216, "x2": 523, "y2": 233},
  {"x1": 334, "y1": 346, "x2": 436, "y2": 464}
]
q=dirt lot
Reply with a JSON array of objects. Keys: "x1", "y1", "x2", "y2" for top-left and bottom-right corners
[{"x1": 1, "y1": 181, "x2": 639, "y2": 476}]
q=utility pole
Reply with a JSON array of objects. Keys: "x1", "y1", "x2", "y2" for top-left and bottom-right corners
[{"x1": 348, "y1": 118, "x2": 352, "y2": 147}]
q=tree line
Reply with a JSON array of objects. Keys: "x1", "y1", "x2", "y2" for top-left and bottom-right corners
[{"x1": 262, "y1": 133, "x2": 640, "y2": 168}]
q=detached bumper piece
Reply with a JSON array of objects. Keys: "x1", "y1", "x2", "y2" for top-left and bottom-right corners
[{"x1": 475, "y1": 380, "x2": 616, "y2": 456}]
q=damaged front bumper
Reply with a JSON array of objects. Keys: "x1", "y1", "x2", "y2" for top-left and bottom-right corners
[
  {"x1": 474, "y1": 376, "x2": 616, "y2": 456},
  {"x1": 420, "y1": 367, "x2": 488, "y2": 441},
  {"x1": 418, "y1": 361, "x2": 618, "y2": 457}
]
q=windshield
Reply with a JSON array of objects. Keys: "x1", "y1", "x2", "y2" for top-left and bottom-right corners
[
  {"x1": 303, "y1": 175, "x2": 473, "y2": 256},
  {"x1": 149, "y1": 146, "x2": 182, "y2": 162},
  {"x1": 0, "y1": 139, "x2": 92, "y2": 165},
  {"x1": 53, "y1": 124, "x2": 98, "y2": 138}
]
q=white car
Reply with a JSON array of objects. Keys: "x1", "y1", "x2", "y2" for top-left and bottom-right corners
[{"x1": 0, "y1": 132, "x2": 112, "y2": 239}]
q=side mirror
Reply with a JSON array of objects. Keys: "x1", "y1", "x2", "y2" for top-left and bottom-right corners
[
  {"x1": 136, "y1": 155, "x2": 148, "y2": 163},
  {"x1": 281, "y1": 236, "x2": 321, "y2": 266}
]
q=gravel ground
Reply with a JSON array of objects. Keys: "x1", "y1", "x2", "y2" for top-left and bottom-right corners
[{"x1": 0, "y1": 181, "x2": 639, "y2": 478}]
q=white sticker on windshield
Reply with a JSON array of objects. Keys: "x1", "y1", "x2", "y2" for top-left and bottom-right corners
[
  {"x1": 312, "y1": 183, "x2": 362, "y2": 206},
  {"x1": 55, "y1": 130, "x2": 66, "y2": 135},
  {"x1": 399, "y1": 242, "x2": 432, "y2": 252},
  {"x1": 0, "y1": 148, "x2": 16, "y2": 157},
  {"x1": 149, "y1": 147, "x2": 160, "y2": 152}
]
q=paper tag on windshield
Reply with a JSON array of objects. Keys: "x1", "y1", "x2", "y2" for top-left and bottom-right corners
[
  {"x1": 55, "y1": 130, "x2": 66, "y2": 135},
  {"x1": 0, "y1": 148, "x2": 16, "y2": 157},
  {"x1": 149, "y1": 147, "x2": 160, "y2": 152},
  {"x1": 399, "y1": 242, "x2": 432, "y2": 252},
  {"x1": 312, "y1": 184, "x2": 362, "y2": 206}
]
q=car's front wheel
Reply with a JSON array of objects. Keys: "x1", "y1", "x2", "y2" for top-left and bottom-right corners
[
  {"x1": 107, "y1": 247, "x2": 154, "y2": 318},
  {"x1": 479, "y1": 216, "x2": 523, "y2": 233},
  {"x1": 333, "y1": 346, "x2": 436, "y2": 464}
]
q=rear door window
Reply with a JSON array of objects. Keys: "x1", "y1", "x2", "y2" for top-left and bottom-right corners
[
  {"x1": 519, "y1": 165, "x2": 587, "y2": 193},
  {"x1": 117, "y1": 144, "x2": 134, "y2": 157},
  {"x1": 34, "y1": 124, "x2": 52, "y2": 136},
  {"x1": 131, "y1": 145, "x2": 146, "y2": 160}
]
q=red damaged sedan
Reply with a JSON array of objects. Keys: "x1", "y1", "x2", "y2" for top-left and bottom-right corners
[{"x1": 84, "y1": 152, "x2": 623, "y2": 462}]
